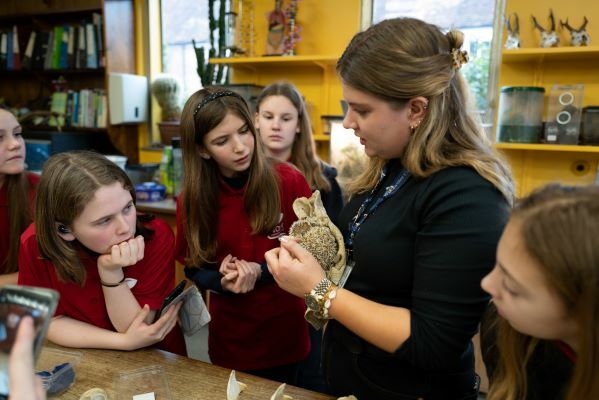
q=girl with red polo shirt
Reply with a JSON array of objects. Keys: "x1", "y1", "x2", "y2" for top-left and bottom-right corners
[
  {"x1": 0, "y1": 109, "x2": 38, "y2": 286},
  {"x1": 176, "y1": 88, "x2": 311, "y2": 384},
  {"x1": 18, "y1": 151, "x2": 186, "y2": 355},
  {"x1": 481, "y1": 184, "x2": 599, "y2": 400}
]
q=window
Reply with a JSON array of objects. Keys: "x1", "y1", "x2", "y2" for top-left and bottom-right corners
[
  {"x1": 372, "y1": 0, "x2": 500, "y2": 126},
  {"x1": 160, "y1": 0, "x2": 214, "y2": 100}
]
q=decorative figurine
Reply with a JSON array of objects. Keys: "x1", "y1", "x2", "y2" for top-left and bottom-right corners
[
  {"x1": 265, "y1": 0, "x2": 286, "y2": 55},
  {"x1": 283, "y1": 0, "x2": 301, "y2": 56},
  {"x1": 532, "y1": 9, "x2": 560, "y2": 48},
  {"x1": 504, "y1": 13, "x2": 521, "y2": 49},
  {"x1": 561, "y1": 17, "x2": 591, "y2": 46}
]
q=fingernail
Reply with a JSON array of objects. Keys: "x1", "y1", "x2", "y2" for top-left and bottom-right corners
[{"x1": 279, "y1": 236, "x2": 289, "y2": 243}]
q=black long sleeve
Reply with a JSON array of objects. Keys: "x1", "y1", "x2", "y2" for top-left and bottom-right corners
[
  {"x1": 338, "y1": 164, "x2": 510, "y2": 371},
  {"x1": 184, "y1": 265, "x2": 224, "y2": 293}
]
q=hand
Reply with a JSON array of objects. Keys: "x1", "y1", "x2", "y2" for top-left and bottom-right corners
[
  {"x1": 265, "y1": 236, "x2": 326, "y2": 297},
  {"x1": 218, "y1": 254, "x2": 237, "y2": 276},
  {"x1": 220, "y1": 259, "x2": 261, "y2": 294},
  {"x1": 9, "y1": 316, "x2": 46, "y2": 400},
  {"x1": 121, "y1": 303, "x2": 181, "y2": 351},
  {"x1": 98, "y1": 236, "x2": 145, "y2": 272}
]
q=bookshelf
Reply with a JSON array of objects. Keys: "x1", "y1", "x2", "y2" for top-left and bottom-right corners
[{"x1": 0, "y1": 0, "x2": 139, "y2": 162}]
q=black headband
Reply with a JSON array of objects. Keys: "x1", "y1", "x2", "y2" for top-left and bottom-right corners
[{"x1": 193, "y1": 90, "x2": 242, "y2": 116}]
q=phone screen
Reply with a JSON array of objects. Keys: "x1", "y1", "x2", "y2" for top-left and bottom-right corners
[{"x1": 0, "y1": 286, "x2": 59, "y2": 397}]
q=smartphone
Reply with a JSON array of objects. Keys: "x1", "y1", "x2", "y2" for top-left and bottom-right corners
[
  {"x1": 0, "y1": 285, "x2": 59, "y2": 398},
  {"x1": 154, "y1": 280, "x2": 187, "y2": 322}
]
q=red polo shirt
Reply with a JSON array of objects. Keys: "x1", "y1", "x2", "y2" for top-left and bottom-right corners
[
  {"x1": 18, "y1": 217, "x2": 186, "y2": 356},
  {"x1": 176, "y1": 163, "x2": 312, "y2": 370}
]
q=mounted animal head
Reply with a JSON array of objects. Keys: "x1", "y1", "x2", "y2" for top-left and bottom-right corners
[
  {"x1": 504, "y1": 13, "x2": 521, "y2": 48},
  {"x1": 561, "y1": 17, "x2": 591, "y2": 46},
  {"x1": 532, "y1": 9, "x2": 560, "y2": 48}
]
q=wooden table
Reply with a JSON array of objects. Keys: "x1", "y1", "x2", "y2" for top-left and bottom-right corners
[{"x1": 45, "y1": 344, "x2": 333, "y2": 400}]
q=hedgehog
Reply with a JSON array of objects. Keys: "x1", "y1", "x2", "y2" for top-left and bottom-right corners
[{"x1": 289, "y1": 190, "x2": 346, "y2": 285}]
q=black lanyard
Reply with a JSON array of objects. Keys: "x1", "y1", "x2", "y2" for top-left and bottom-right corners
[{"x1": 339, "y1": 163, "x2": 410, "y2": 287}]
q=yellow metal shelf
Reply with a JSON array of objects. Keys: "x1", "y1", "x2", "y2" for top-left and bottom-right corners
[
  {"x1": 495, "y1": 142, "x2": 599, "y2": 153},
  {"x1": 502, "y1": 46, "x2": 599, "y2": 62},
  {"x1": 210, "y1": 55, "x2": 339, "y2": 67}
]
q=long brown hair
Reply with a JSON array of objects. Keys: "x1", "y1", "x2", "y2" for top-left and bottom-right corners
[
  {"x1": 488, "y1": 184, "x2": 599, "y2": 400},
  {"x1": 35, "y1": 150, "x2": 152, "y2": 285},
  {"x1": 256, "y1": 81, "x2": 331, "y2": 192},
  {"x1": 179, "y1": 87, "x2": 281, "y2": 266},
  {"x1": 3, "y1": 173, "x2": 33, "y2": 273},
  {"x1": 337, "y1": 18, "x2": 513, "y2": 203}
]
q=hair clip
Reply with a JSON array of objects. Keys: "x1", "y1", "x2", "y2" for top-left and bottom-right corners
[
  {"x1": 193, "y1": 91, "x2": 241, "y2": 116},
  {"x1": 450, "y1": 48, "x2": 469, "y2": 69}
]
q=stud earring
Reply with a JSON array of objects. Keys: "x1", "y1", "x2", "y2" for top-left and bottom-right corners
[{"x1": 58, "y1": 225, "x2": 70, "y2": 234}]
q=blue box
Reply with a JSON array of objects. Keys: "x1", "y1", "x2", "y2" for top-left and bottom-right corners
[{"x1": 25, "y1": 139, "x2": 51, "y2": 172}]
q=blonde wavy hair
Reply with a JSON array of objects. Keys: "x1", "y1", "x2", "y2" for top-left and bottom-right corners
[{"x1": 337, "y1": 17, "x2": 514, "y2": 203}]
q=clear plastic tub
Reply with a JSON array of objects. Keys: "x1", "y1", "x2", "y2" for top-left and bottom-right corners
[
  {"x1": 35, "y1": 347, "x2": 82, "y2": 397},
  {"x1": 496, "y1": 86, "x2": 545, "y2": 143},
  {"x1": 114, "y1": 365, "x2": 172, "y2": 400},
  {"x1": 543, "y1": 84, "x2": 584, "y2": 144}
]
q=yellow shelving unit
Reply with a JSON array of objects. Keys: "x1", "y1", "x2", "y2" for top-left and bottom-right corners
[
  {"x1": 502, "y1": 46, "x2": 599, "y2": 62},
  {"x1": 494, "y1": 0, "x2": 599, "y2": 197},
  {"x1": 495, "y1": 143, "x2": 599, "y2": 153},
  {"x1": 210, "y1": 55, "x2": 338, "y2": 67},
  {"x1": 210, "y1": 0, "x2": 361, "y2": 162}
]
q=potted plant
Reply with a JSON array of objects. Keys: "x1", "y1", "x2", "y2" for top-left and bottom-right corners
[{"x1": 151, "y1": 74, "x2": 182, "y2": 145}]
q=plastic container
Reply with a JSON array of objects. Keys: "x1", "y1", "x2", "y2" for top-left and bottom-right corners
[
  {"x1": 581, "y1": 106, "x2": 599, "y2": 145},
  {"x1": 104, "y1": 155, "x2": 128, "y2": 170},
  {"x1": 135, "y1": 182, "x2": 167, "y2": 202},
  {"x1": 171, "y1": 137, "x2": 183, "y2": 197},
  {"x1": 496, "y1": 86, "x2": 545, "y2": 143},
  {"x1": 543, "y1": 84, "x2": 584, "y2": 144},
  {"x1": 126, "y1": 163, "x2": 160, "y2": 184},
  {"x1": 35, "y1": 347, "x2": 82, "y2": 397},
  {"x1": 159, "y1": 145, "x2": 173, "y2": 196},
  {"x1": 114, "y1": 365, "x2": 171, "y2": 400}
]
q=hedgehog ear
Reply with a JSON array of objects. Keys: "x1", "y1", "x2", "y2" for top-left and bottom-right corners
[{"x1": 292, "y1": 196, "x2": 312, "y2": 219}]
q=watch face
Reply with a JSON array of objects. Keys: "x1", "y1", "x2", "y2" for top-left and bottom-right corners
[{"x1": 305, "y1": 294, "x2": 320, "y2": 311}]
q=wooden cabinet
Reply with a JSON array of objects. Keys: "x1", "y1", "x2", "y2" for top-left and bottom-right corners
[
  {"x1": 0, "y1": 0, "x2": 139, "y2": 162},
  {"x1": 210, "y1": 0, "x2": 362, "y2": 162},
  {"x1": 494, "y1": 0, "x2": 599, "y2": 197}
]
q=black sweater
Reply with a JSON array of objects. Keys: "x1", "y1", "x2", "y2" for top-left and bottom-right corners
[{"x1": 324, "y1": 160, "x2": 510, "y2": 399}]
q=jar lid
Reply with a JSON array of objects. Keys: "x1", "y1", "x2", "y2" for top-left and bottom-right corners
[{"x1": 501, "y1": 86, "x2": 545, "y2": 93}]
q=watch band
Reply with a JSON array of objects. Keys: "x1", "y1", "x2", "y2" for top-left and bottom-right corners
[{"x1": 304, "y1": 277, "x2": 338, "y2": 320}]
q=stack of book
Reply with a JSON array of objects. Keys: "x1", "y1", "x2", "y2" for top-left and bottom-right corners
[
  {"x1": 49, "y1": 89, "x2": 107, "y2": 129},
  {"x1": 0, "y1": 12, "x2": 104, "y2": 71}
]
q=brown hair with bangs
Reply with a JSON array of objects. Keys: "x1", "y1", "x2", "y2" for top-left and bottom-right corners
[{"x1": 179, "y1": 87, "x2": 281, "y2": 266}]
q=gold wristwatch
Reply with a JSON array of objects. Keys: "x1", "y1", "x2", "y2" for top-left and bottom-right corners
[{"x1": 304, "y1": 278, "x2": 332, "y2": 311}]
